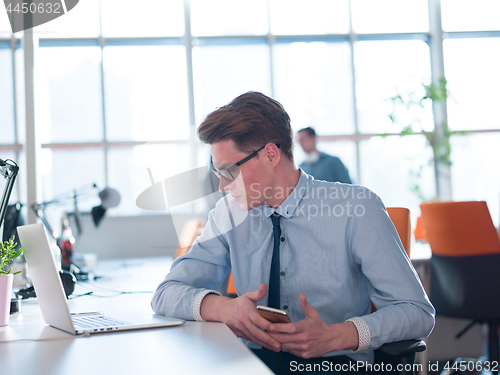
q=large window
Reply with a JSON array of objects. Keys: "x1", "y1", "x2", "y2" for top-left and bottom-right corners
[
  {"x1": 0, "y1": 42, "x2": 15, "y2": 144},
  {"x1": 0, "y1": 13, "x2": 24, "y2": 204},
  {"x1": 441, "y1": 0, "x2": 500, "y2": 225},
  {"x1": 1, "y1": 0, "x2": 499, "y2": 226},
  {"x1": 193, "y1": 39, "x2": 272, "y2": 123}
]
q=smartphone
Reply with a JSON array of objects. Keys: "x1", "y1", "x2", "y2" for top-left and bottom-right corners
[{"x1": 257, "y1": 305, "x2": 291, "y2": 323}]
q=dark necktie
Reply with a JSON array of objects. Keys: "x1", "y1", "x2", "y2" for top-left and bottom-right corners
[
  {"x1": 255, "y1": 213, "x2": 282, "y2": 370},
  {"x1": 268, "y1": 213, "x2": 281, "y2": 309}
]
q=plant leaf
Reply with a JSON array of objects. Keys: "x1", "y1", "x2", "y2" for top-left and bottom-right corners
[{"x1": 11, "y1": 248, "x2": 23, "y2": 259}]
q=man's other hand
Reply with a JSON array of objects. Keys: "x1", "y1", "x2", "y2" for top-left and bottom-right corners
[
  {"x1": 268, "y1": 294, "x2": 359, "y2": 358},
  {"x1": 200, "y1": 283, "x2": 281, "y2": 352}
]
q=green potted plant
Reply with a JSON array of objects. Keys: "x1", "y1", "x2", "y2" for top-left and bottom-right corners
[
  {"x1": 0, "y1": 235, "x2": 23, "y2": 326},
  {"x1": 385, "y1": 77, "x2": 466, "y2": 201}
]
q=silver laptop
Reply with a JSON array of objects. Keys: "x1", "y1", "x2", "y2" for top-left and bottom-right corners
[{"x1": 17, "y1": 223, "x2": 184, "y2": 335}]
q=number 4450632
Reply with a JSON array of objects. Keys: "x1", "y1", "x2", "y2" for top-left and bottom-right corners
[
  {"x1": 444, "y1": 360, "x2": 499, "y2": 372},
  {"x1": 5, "y1": 2, "x2": 61, "y2": 14}
]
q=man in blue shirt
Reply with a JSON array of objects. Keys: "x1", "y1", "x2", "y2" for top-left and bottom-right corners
[
  {"x1": 297, "y1": 127, "x2": 352, "y2": 184},
  {"x1": 152, "y1": 92, "x2": 434, "y2": 374}
]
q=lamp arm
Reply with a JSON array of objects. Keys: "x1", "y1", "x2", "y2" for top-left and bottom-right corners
[
  {"x1": 31, "y1": 203, "x2": 57, "y2": 239},
  {"x1": 72, "y1": 191, "x2": 83, "y2": 240},
  {"x1": 36, "y1": 183, "x2": 99, "y2": 209},
  {"x1": 0, "y1": 159, "x2": 19, "y2": 232}
]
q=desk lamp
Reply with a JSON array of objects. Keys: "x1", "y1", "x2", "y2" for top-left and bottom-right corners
[
  {"x1": 0, "y1": 159, "x2": 19, "y2": 235},
  {"x1": 31, "y1": 184, "x2": 120, "y2": 271},
  {"x1": 1, "y1": 158, "x2": 20, "y2": 314}
]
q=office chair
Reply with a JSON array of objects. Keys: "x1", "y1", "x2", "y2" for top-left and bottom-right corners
[
  {"x1": 386, "y1": 207, "x2": 411, "y2": 256},
  {"x1": 420, "y1": 200, "x2": 500, "y2": 373},
  {"x1": 413, "y1": 215, "x2": 427, "y2": 242}
]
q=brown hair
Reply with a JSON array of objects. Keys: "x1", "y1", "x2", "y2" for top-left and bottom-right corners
[
  {"x1": 197, "y1": 92, "x2": 294, "y2": 162},
  {"x1": 298, "y1": 126, "x2": 316, "y2": 137}
]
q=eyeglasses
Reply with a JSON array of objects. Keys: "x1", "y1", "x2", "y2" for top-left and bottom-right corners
[{"x1": 211, "y1": 144, "x2": 280, "y2": 182}]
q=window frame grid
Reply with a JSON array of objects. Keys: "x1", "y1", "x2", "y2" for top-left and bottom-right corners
[{"x1": 1, "y1": 0, "x2": 499, "y2": 218}]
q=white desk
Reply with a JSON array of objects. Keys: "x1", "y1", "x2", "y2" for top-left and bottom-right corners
[{"x1": 0, "y1": 257, "x2": 273, "y2": 375}]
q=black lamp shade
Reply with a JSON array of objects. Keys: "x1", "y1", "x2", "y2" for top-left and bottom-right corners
[{"x1": 91, "y1": 205, "x2": 106, "y2": 227}]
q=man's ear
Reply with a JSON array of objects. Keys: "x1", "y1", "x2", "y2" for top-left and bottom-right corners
[{"x1": 264, "y1": 143, "x2": 281, "y2": 166}]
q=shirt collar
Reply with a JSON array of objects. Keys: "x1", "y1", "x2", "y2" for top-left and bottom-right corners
[{"x1": 261, "y1": 169, "x2": 310, "y2": 220}]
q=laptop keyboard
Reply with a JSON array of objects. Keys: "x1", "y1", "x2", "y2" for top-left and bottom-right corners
[{"x1": 73, "y1": 315, "x2": 130, "y2": 329}]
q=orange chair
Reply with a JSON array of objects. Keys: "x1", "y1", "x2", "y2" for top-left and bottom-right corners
[
  {"x1": 420, "y1": 201, "x2": 500, "y2": 369},
  {"x1": 413, "y1": 215, "x2": 427, "y2": 242},
  {"x1": 420, "y1": 200, "x2": 500, "y2": 256},
  {"x1": 387, "y1": 207, "x2": 411, "y2": 257},
  {"x1": 226, "y1": 271, "x2": 237, "y2": 296}
]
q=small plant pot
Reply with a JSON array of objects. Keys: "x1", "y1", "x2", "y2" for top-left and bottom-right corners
[{"x1": 0, "y1": 274, "x2": 14, "y2": 326}]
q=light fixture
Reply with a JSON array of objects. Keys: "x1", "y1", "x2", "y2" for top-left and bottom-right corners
[
  {"x1": 31, "y1": 184, "x2": 120, "y2": 272},
  {"x1": 0, "y1": 158, "x2": 19, "y2": 235},
  {"x1": 31, "y1": 183, "x2": 120, "y2": 239}
]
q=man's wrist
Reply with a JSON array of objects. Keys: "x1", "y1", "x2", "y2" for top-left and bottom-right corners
[
  {"x1": 323, "y1": 320, "x2": 361, "y2": 354},
  {"x1": 342, "y1": 321, "x2": 361, "y2": 351}
]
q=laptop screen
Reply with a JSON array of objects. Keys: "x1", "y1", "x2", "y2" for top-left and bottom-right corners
[{"x1": 17, "y1": 223, "x2": 76, "y2": 334}]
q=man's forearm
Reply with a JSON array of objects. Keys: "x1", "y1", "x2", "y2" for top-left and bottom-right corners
[{"x1": 200, "y1": 293, "x2": 232, "y2": 322}]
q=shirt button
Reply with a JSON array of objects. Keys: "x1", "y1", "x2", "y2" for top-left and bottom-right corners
[
  {"x1": 280, "y1": 271, "x2": 285, "y2": 276},
  {"x1": 280, "y1": 237, "x2": 285, "y2": 242},
  {"x1": 283, "y1": 305, "x2": 288, "y2": 310}
]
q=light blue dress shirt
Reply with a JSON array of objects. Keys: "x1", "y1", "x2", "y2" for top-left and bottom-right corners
[{"x1": 151, "y1": 170, "x2": 435, "y2": 363}]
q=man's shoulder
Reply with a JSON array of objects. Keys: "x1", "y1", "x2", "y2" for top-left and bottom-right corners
[
  {"x1": 320, "y1": 152, "x2": 343, "y2": 164},
  {"x1": 305, "y1": 179, "x2": 380, "y2": 202}
]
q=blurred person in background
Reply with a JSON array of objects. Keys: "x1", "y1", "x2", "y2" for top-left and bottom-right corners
[{"x1": 296, "y1": 127, "x2": 352, "y2": 184}]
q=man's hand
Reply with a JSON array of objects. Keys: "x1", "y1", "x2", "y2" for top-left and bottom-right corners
[
  {"x1": 200, "y1": 283, "x2": 281, "y2": 352},
  {"x1": 268, "y1": 294, "x2": 359, "y2": 358}
]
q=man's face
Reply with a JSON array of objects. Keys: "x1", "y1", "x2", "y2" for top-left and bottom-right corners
[
  {"x1": 211, "y1": 139, "x2": 271, "y2": 210},
  {"x1": 296, "y1": 131, "x2": 316, "y2": 153}
]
